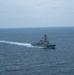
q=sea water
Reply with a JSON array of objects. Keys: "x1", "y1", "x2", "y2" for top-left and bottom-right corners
[{"x1": 0, "y1": 27, "x2": 74, "y2": 75}]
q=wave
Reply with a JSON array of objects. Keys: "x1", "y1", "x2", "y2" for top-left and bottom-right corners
[{"x1": 0, "y1": 40, "x2": 44, "y2": 48}]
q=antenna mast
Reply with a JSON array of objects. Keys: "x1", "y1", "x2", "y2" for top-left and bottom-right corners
[{"x1": 44, "y1": 34, "x2": 47, "y2": 42}]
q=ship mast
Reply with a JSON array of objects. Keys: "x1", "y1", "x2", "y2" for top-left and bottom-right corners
[{"x1": 44, "y1": 34, "x2": 47, "y2": 42}]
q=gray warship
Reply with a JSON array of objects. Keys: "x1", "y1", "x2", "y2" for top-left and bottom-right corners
[{"x1": 31, "y1": 35, "x2": 56, "y2": 49}]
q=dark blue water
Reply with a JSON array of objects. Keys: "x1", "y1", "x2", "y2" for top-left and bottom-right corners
[{"x1": 0, "y1": 27, "x2": 74, "y2": 75}]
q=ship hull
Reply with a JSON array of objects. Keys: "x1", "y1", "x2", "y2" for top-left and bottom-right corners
[
  {"x1": 45, "y1": 44, "x2": 56, "y2": 49},
  {"x1": 31, "y1": 43, "x2": 56, "y2": 49}
]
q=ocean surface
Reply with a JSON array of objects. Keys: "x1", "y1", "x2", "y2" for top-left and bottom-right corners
[{"x1": 0, "y1": 27, "x2": 74, "y2": 75}]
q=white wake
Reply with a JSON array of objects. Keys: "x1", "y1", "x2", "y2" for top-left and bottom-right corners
[
  {"x1": 0, "y1": 40, "x2": 32, "y2": 47},
  {"x1": 0, "y1": 40, "x2": 44, "y2": 48}
]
